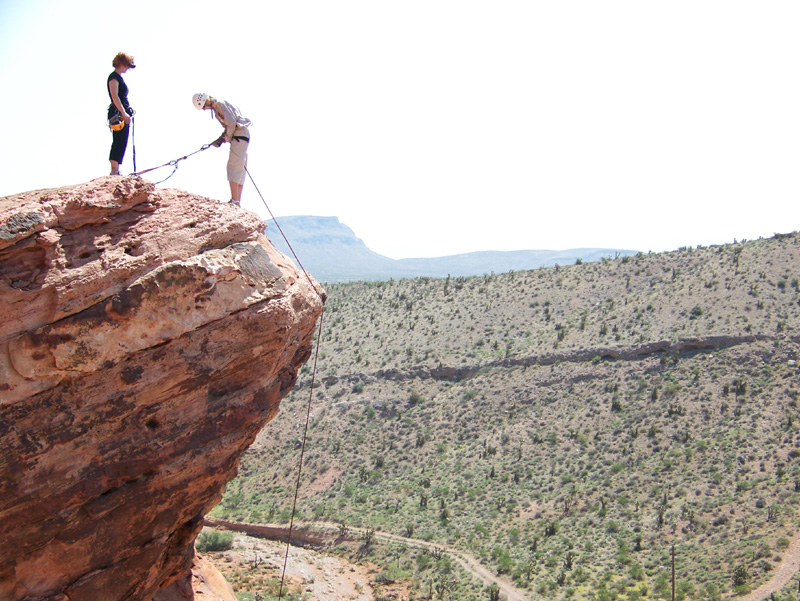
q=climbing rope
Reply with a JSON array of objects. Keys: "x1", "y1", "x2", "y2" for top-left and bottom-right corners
[
  {"x1": 131, "y1": 144, "x2": 324, "y2": 595},
  {"x1": 277, "y1": 312, "x2": 323, "y2": 599},
  {"x1": 244, "y1": 166, "x2": 325, "y2": 599},
  {"x1": 245, "y1": 167, "x2": 323, "y2": 297},
  {"x1": 131, "y1": 114, "x2": 137, "y2": 173},
  {"x1": 131, "y1": 142, "x2": 213, "y2": 185}
]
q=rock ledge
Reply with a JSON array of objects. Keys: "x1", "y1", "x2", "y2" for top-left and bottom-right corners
[{"x1": 0, "y1": 177, "x2": 324, "y2": 601}]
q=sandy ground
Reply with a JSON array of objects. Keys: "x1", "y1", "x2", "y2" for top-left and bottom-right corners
[
  {"x1": 217, "y1": 533, "x2": 375, "y2": 600},
  {"x1": 207, "y1": 519, "x2": 800, "y2": 601},
  {"x1": 206, "y1": 519, "x2": 529, "y2": 600}
]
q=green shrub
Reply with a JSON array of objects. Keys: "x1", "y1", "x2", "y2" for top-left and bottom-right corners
[
  {"x1": 195, "y1": 529, "x2": 234, "y2": 552},
  {"x1": 731, "y1": 564, "x2": 749, "y2": 587}
]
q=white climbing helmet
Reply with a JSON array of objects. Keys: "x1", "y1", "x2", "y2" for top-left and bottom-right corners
[{"x1": 192, "y1": 92, "x2": 209, "y2": 110}]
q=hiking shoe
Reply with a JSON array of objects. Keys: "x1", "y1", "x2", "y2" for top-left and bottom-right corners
[{"x1": 228, "y1": 199, "x2": 241, "y2": 207}]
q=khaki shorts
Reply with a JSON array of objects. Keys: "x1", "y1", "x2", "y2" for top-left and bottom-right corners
[{"x1": 227, "y1": 136, "x2": 249, "y2": 185}]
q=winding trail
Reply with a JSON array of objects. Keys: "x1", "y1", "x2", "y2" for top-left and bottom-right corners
[
  {"x1": 368, "y1": 529, "x2": 529, "y2": 601},
  {"x1": 737, "y1": 529, "x2": 800, "y2": 601},
  {"x1": 206, "y1": 517, "x2": 800, "y2": 601},
  {"x1": 205, "y1": 517, "x2": 530, "y2": 600}
]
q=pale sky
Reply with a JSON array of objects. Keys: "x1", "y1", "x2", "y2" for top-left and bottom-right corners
[{"x1": 1, "y1": 1, "x2": 797, "y2": 259}]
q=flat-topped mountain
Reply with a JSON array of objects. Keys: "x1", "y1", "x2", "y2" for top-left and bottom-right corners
[{"x1": 266, "y1": 215, "x2": 637, "y2": 281}]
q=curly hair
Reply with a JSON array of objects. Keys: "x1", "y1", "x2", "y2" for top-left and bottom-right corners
[{"x1": 112, "y1": 52, "x2": 136, "y2": 69}]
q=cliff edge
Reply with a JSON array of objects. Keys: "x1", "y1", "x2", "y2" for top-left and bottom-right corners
[{"x1": 0, "y1": 177, "x2": 325, "y2": 601}]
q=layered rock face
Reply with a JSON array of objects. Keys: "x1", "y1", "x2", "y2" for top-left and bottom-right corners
[{"x1": 0, "y1": 178, "x2": 324, "y2": 601}]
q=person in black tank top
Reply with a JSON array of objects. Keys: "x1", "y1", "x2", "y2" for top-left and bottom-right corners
[{"x1": 107, "y1": 52, "x2": 136, "y2": 175}]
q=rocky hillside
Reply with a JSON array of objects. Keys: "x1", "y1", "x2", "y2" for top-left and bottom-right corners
[
  {"x1": 0, "y1": 178, "x2": 324, "y2": 601},
  {"x1": 214, "y1": 233, "x2": 800, "y2": 600}
]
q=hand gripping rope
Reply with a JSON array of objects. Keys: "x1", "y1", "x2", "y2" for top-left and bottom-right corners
[{"x1": 131, "y1": 143, "x2": 213, "y2": 184}]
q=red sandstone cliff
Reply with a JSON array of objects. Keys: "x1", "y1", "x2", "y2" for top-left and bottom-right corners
[{"x1": 0, "y1": 177, "x2": 325, "y2": 601}]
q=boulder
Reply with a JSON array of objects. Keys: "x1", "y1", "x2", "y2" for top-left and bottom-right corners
[{"x1": 0, "y1": 177, "x2": 324, "y2": 601}]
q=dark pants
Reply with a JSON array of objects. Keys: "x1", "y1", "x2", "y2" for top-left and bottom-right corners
[{"x1": 109, "y1": 123, "x2": 129, "y2": 164}]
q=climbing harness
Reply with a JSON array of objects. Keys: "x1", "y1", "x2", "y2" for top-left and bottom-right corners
[
  {"x1": 130, "y1": 143, "x2": 213, "y2": 185},
  {"x1": 244, "y1": 167, "x2": 326, "y2": 599},
  {"x1": 108, "y1": 114, "x2": 125, "y2": 131}
]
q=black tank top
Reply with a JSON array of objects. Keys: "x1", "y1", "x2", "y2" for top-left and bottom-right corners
[{"x1": 107, "y1": 71, "x2": 131, "y2": 116}]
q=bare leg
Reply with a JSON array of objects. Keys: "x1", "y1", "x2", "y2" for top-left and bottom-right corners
[
  {"x1": 110, "y1": 160, "x2": 120, "y2": 175},
  {"x1": 229, "y1": 181, "x2": 244, "y2": 203}
]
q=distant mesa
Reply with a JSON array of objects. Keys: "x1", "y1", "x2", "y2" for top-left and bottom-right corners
[{"x1": 266, "y1": 215, "x2": 639, "y2": 282}]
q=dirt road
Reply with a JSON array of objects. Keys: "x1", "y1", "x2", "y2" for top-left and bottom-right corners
[
  {"x1": 737, "y1": 529, "x2": 800, "y2": 601},
  {"x1": 206, "y1": 517, "x2": 531, "y2": 600},
  {"x1": 369, "y1": 528, "x2": 529, "y2": 601},
  {"x1": 207, "y1": 517, "x2": 800, "y2": 601}
]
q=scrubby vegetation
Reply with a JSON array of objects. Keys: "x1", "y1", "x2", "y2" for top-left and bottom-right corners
[
  {"x1": 196, "y1": 529, "x2": 235, "y2": 552},
  {"x1": 211, "y1": 232, "x2": 800, "y2": 600}
]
